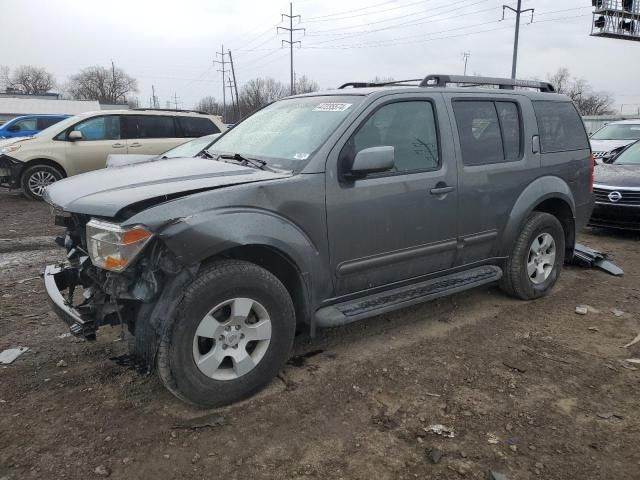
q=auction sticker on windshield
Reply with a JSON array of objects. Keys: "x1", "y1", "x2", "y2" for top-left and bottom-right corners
[{"x1": 313, "y1": 103, "x2": 352, "y2": 112}]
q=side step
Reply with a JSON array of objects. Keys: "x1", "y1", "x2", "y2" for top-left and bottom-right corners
[{"x1": 315, "y1": 265, "x2": 502, "y2": 328}]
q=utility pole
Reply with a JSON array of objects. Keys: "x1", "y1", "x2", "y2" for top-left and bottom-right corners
[
  {"x1": 462, "y1": 52, "x2": 471, "y2": 76},
  {"x1": 227, "y1": 77, "x2": 236, "y2": 120},
  {"x1": 215, "y1": 45, "x2": 228, "y2": 122},
  {"x1": 111, "y1": 60, "x2": 116, "y2": 104},
  {"x1": 278, "y1": 3, "x2": 305, "y2": 95},
  {"x1": 503, "y1": 0, "x2": 534, "y2": 79},
  {"x1": 173, "y1": 92, "x2": 179, "y2": 110},
  {"x1": 151, "y1": 85, "x2": 159, "y2": 108},
  {"x1": 228, "y1": 50, "x2": 240, "y2": 120}
]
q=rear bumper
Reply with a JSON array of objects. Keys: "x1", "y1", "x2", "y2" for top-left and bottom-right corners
[
  {"x1": 43, "y1": 265, "x2": 96, "y2": 339},
  {"x1": 589, "y1": 202, "x2": 640, "y2": 231}
]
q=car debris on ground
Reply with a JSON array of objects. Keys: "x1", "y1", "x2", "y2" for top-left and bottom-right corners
[
  {"x1": 570, "y1": 244, "x2": 624, "y2": 276},
  {"x1": 425, "y1": 424, "x2": 455, "y2": 438},
  {"x1": 0, "y1": 347, "x2": 28, "y2": 365}
]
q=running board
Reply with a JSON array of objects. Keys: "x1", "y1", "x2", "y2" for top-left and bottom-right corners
[{"x1": 315, "y1": 265, "x2": 502, "y2": 328}]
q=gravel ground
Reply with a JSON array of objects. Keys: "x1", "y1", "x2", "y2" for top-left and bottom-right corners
[{"x1": 1, "y1": 189, "x2": 639, "y2": 480}]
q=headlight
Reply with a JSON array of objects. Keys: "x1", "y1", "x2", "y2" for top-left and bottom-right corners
[
  {"x1": 0, "y1": 144, "x2": 21, "y2": 155},
  {"x1": 86, "y1": 219, "x2": 153, "y2": 272}
]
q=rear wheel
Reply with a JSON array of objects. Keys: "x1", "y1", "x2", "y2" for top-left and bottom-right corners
[
  {"x1": 21, "y1": 163, "x2": 63, "y2": 200},
  {"x1": 156, "y1": 260, "x2": 296, "y2": 407},
  {"x1": 500, "y1": 212, "x2": 565, "y2": 300}
]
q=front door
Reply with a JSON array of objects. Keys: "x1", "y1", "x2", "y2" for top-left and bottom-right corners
[
  {"x1": 64, "y1": 115, "x2": 124, "y2": 175},
  {"x1": 326, "y1": 94, "x2": 458, "y2": 296}
]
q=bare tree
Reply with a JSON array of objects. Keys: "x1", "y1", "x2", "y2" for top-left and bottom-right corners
[
  {"x1": 66, "y1": 65, "x2": 138, "y2": 104},
  {"x1": 295, "y1": 75, "x2": 319, "y2": 94},
  {"x1": 546, "y1": 68, "x2": 614, "y2": 116},
  {"x1": 0, "y1": 66, "x2": 9, "y2": 92},
  {"x1": 9, "y1": 65, "x2": 55, "y2": 94},
  {"x1": 195, "y1": 96, "x2": 222, "y2": 115},
  {"x1": 369, "y1": 76, "x2": 395, "y2": 84},
  {"x1": 239, "y1": 77, "x2": 288, "y2": 114}
]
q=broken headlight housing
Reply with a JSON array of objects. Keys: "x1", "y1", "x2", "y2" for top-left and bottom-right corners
[{"x1": 86, "y1": 219, "x2": 153, "y2": 272}]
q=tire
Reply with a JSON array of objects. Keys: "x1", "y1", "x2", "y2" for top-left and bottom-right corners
[
  {"x1": 156, "y1": 259, "x2": 296, "y2": 407},
  {"x1": 500, "y1": 212, "x2": 565, "y2": 300},
  {"x1": 20, "y1": 163, "x2": 63, "y2": 200}
]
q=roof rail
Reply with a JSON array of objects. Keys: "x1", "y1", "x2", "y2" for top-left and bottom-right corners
[
  {"x1": 338, "y1": 79, "x2": 423, "y2": 89},
  {"x1": 131, "y1": 107, "x2": 211, "y2": 115},
  {"x1": 419, "y1": 74, "x2": 555, "y2": 92}
]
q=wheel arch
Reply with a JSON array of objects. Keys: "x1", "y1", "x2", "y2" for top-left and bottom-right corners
[{"x1": 20, "y1": 158, "x2": 68, "y2": 181}]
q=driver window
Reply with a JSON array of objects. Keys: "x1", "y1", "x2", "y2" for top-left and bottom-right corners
[
  {"x1": 349, "y1": 101, "x2": 440, "y2": 173},
  {"x1": 71, "y1": 116, "x2": 121, "y2": 141},
  {"x1": 12, "y1": 118, "x2": 37, "y2": 132}
]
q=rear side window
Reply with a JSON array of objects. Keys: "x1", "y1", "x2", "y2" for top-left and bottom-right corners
[
  {"x1": 11, "y1": 118, "x2": 38, "y2": 132},
  {"x1": 177, "y1": 117, "x2": 219, "y2": 137},
  {"x1": 37, "y1": 117, "x2": 64, "y2": 129},
  {"x1": 125, "y1": 115, "x2": 176, "y2": 139},
  {"x1": 453, "y1": 100, "x2": 522, "y2": 166},
  {"x1": 532, "y1": 101, "x2": 589, "y2": 153}
]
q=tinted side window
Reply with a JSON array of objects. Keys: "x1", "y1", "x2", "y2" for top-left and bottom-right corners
[
  {"x1": 178, "y1": 117, "x2": 219, "y2": 137},
  {"x1": 38, "y1": 117, "x2": 63, "y2": 129},
  {"x1": 532, "y1": 101, "x2": 589, "y2": 153},
  {"x1": 496, "y1": 102, "x2": 521, "y2": 160},
  {"x1": 72, "y1": 116, "x2": 121, "y2": 140},
  {"x1": 350, "y1": 101, "x2": 439, "y2": 173},
  {"x1": 125, "y1": 115, "x2": 176, "y2": 139},
  {"x1": 453, "y1": 101, "x2": 504, "y2": 166}
]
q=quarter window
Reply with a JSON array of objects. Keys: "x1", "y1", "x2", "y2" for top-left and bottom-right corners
[
  {"x1": 348, "y1": 101, "x2": 439, "y2": 173},
  {"x1": 453, "y1": 100, "x2": 522, "y2": 166},
  {"x1": 125, "y1": 115, "x2": 176, "y2": 139},
  {"x1": 71, "y1": 116, "x2": 121, "y2": 140},
  {"x1": 178, "y1": 117, "x2": 219, "y2": 137},
  {"x1": 532, "y1": 101, "x2": 589, "y2": 153}
]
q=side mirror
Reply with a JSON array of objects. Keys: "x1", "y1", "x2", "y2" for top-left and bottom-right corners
[
  {"x1": 68, "y1": 130, "x2": 83, "y2": 141},
  {"x1": 348, "y1": 146, "x2": 395, "y2": 178}
]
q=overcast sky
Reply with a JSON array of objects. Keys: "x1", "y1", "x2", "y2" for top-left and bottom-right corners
[{"x1": 2, "y1": 0, "x2": 639, "y2": 113}]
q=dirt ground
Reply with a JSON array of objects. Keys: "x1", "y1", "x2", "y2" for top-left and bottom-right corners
[{"x1": 1, "y1": 189, "x2": 639, "y2": 480}]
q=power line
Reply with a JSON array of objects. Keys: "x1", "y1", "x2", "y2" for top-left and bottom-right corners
[
  {"x1": 303, "y1": 0, "x2": 433, "y2": 23},
  {"x1": 278, "y1": 2, "x2": 305, "y2": 95}
]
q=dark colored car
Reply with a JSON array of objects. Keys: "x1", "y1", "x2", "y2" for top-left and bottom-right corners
[
  {"x1": 0, "y1": 114, "x2": 69, "y2": 139},
  {"x1": 591, "y1": 139, "x2": 640, "y2": 230},
  {"x1": 42, "y1": 74, "x2": 594, "y2": 407}
]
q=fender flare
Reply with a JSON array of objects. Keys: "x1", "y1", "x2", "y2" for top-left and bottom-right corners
[{"x1": 498, "y1": 176, "x2": 576, "y2": 257}]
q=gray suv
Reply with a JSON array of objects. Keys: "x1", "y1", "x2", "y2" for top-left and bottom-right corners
[{"x1": 43, "y1": 74, "x2": 594, "y2": 407}]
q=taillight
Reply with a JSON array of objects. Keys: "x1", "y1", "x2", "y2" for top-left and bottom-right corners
[{"x1": 590, "y1": 153, "x2": 595, "y2": 193}]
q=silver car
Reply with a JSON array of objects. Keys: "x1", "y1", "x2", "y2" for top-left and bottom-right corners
[{"x1": 590, "y1": 119, "x2": 640, "y2": 162}]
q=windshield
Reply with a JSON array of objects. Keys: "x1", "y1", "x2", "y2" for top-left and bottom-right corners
[
  {"x1": 161, "y1": 134, "x2": 219, "y2": 158},
  {"x1": 35, "y1": 115, "x2": 79, "y2": 138},
  {"x1": 207, "y1": 95, "x2": 363, "y2": 169},
  {"x1": 591, "y1": 123, "x2": 640, "y2": 140},
  {"x1": 614, "y1": 141, "x2": 640, "y2": 165}
]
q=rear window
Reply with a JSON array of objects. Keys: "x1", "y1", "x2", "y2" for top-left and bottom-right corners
[
  {"x1": 532, "y1": 101, "x2": 589, "y2": 153},
  {"x1": 177, "y1": 117, "x2": 219, "y2": 137},
  {"x1": 125, "y1": 115, "x2": 176, "y2": 139}
]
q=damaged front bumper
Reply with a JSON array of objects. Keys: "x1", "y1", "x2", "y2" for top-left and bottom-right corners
[
  {"x1": 43, "y1": 264, "x2": 97, "y2": 339},
  {"x1": 0, "y1": 154, "x2": 24, "y2": 188}
]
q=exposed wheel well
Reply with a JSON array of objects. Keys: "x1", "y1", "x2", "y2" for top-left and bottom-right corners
[
  {"x1": 20, "y1": 159, "x2": 67, "y2": 181},
  {"x1": 532, "y1": 198, "x2": 575, "y2": 253},
  {"x1": 207, "y1": 245, "x2": 310, "y2": 328}
]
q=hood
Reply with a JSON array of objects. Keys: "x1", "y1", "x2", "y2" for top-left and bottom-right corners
[
  {"x1": 590, "y1": 139, "x2": 635, "y2": 153},
  {"x1": 594, "y1": 163, "x2": 640, "y2": 188},
  {"x1": 0, "y1": 136, "x2": 34, "y2": 149},
  {"x1": 44, "y1": 157, "x2": 291, "y2": 217}
]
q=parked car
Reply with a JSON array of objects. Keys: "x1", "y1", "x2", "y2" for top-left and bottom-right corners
[
  {"x1": 590, "y1": 119, "x2": 640, "y2": 162},
  {"x1": 591, "y1": 139, "x2": 640, "y2": 230},
  {"x1": 106, "y1": 133, "x2": 220, "y2": 168},
  {"x1": 0, "y1": 114, "x2": 69, "y2": 139},
  {"x1": 0, "y1": 109, "x2": 225, "y2": 200},
  {"x1": 42, "y1": 74, "x2": 593, "y2": 407}
]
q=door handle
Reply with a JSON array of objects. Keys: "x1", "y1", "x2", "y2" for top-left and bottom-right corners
[
  {"x1": 112, "y1": 143, "x2": 125, "y2": 148},
  {"x1": 129, "y1": 142, "x2": 142, "y2": 148},
  {"x1": 430, "y1": 185, "x2": 455, "y2": 195}
]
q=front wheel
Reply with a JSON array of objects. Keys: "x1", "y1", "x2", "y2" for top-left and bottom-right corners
[
  {"x1": 21, "y1": 164, "x2": 63, "y2": 200},
  {"x1": 156, "y1": 260, "x2": 296, "y2": 407},
  {"x1": 500, "y1": 212, "x2": 565, "y2": 300}
]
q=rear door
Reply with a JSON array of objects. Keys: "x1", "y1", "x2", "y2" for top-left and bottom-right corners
[
  {"x1": 325, "y1": 93, "x2": 459, "y2": 296},
  {"x1": 62, "y1": 115, "x2": 124, "y2": 174},
  {"x1": 447, "y1": 94, "x2": 538, "y2": 265},
  {"x1": 123, "y1": 115, "x2": 185, "y2": 154}
]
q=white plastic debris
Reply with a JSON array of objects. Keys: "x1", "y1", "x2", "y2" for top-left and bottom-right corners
[
  {"x1": 611, "y1": 308, "x2": 624, "y2": 317},
  {"x1": 623, "y1": 332, "x2": 640, "y2": 348},
  {"x1": 486, "y1": 433, "x2": 500, "y2": 444},
  {"x1": 0, "y1": 347, "x2": 28, "y2": 365},
  {"x1": 625, "y1": 358, "x2": 640, "y2": 364},
  {"x1": 575, "y1": 305, "x2": 588, "y2": 315},
  {"x1": 425, "y1": 424, "x2": 455, "y2": 438}
]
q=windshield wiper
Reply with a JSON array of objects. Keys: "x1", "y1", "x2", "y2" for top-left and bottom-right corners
[{"x1": 216, "y1": 153, "x2": 268, "y2": 170}]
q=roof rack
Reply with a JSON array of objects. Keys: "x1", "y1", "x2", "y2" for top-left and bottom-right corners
[
  {"x1": 338, "y1": 79, "x2": 422, "y2": 89},
  {"x1": 420, "y1": 74, "x2": 555, "y2": 92},
  {"x1": 131, "y1": 107, "x2": 211, "y2": 115}
]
